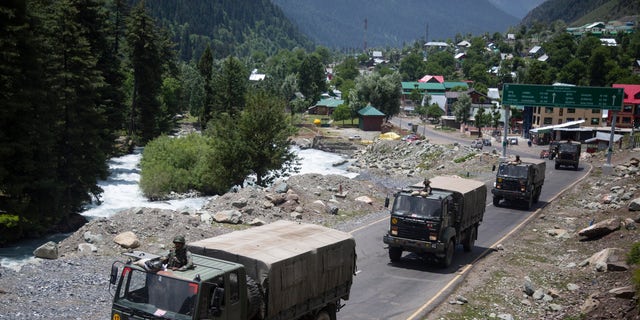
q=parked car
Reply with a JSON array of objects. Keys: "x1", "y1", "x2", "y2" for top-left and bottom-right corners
[
  {"x1": 471, "y1": 139, "x2": 483, "y2": 149},
  {"x1": 508, "y1": 137, "x2": 518, "y2": 145},
  {"x1": 482, "y1": 138, "x2": 492, "y2": 146}
]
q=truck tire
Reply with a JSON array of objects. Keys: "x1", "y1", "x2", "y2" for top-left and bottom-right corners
[
  {"x1": 388, "y1": 247, "x2": 402, "y2": 262},
  {"x1": 463, "y1": 226, "x2": 476, "y2": 252},
  {"x1": 493, "y1": 197, "x2": 500, "y2": 207},
  {"x1": 246, "y1": 276, "x2": 265, "y2": 320},
  {"x1": 440, "y1": 240, "x2": 454, "y2": 268},
  {"x1": 315, "y1": 304, "x2": 336, "y2": 320}
]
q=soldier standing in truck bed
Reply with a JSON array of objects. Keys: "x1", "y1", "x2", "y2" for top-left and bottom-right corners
[{"x1": 163, "y1": 235, "x2": 194, "y2": 271}]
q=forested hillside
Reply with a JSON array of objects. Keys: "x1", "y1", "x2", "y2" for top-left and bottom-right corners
[
  {"x1": 487, "y1": 0, "x2": 547, "y2": 19},
  {"x1": 132, "y1": 0, "x2": 314, "y2": 61},
  {"x1": 521, "y1": 0, "x2": 639, "y2": 26},
  {"x1": 272, "y1": 0, "x2": 520, "y2": 48}
]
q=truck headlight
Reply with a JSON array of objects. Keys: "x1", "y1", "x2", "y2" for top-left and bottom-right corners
[
  {"x1": 390, "y1": 226, "x2": 398, "y2": 236},
  {"x1": 429, "y1": 233, "x2": 437, "y2": 241}
]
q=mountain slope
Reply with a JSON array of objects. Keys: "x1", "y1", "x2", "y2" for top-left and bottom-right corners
[
  {"x1": 488, "y1": 0, "x2": 548, "y2": 19},
  {"x1": 272, "y1": 0, "x2": 520, "y2": 48},
  {"x1": 521, "y1": 0, "x2": 639, "y2": 26}
]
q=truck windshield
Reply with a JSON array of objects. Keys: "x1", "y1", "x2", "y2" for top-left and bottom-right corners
[
  {"x1": 498, "y1": 164, "x2": 528, "y2": 178},
  {"x1": 114, "y1": 267, "x2": 198, "y2": 320},
  {"x1": 392, "y1": 195, "x2": 442, "y2": 218},
  {"x1": 558, "y1": 144, "x2": 578, "y2": 152}
]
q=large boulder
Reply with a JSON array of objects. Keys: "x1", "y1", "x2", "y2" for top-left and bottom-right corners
[
  {"x1": 578, "y1": 217, "x2": 621, "y2": 239},
  {"x1": 629, "y1": 198, "x2": 640, "y2": 211},
  {"x1": 33, "y1": 241, "x2": 58, "y2": 259},
  {"x1": 113, "y1": 231, "x2": 140, "y2": 249}
]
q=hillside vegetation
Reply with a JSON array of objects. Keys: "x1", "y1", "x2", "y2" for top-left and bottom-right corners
[{"x1": 522, "y1": 0, "x2": 639, "y2": 26}]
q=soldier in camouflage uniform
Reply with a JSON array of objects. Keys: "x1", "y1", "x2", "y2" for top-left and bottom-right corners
[{"x1": 163, "y1": 235, "x2": 194, "y2": 271}]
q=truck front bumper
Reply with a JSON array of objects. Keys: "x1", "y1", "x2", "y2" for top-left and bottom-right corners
[
  {"x1": 383, "y1": 234, "x2": 444, "y2": 254},
  {"x1": 491, "y1": 188, "x2": 530, "y2": 200}
]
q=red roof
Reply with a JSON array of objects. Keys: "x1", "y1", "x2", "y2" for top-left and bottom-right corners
[
  {"x1": 418, "y1": 75, "x2": 444, "y2": 83},
  {"x1": 612, "y1": 84, "x2": 640, "y2": 104}
]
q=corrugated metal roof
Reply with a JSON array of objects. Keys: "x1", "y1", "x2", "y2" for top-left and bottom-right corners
[{"x1": 358, "y1": 105, "x2": 385, "y2": 116}]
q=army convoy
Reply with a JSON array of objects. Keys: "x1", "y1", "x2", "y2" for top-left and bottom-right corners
[
  {"x1": 383, "y1": 176, "x2": 487, "y2": 267},
  {"x1": 109, "y1": 221, "x2": 356, "y2": 320},
  {"x1": 491, "y1": 157, "x2": 546, "y2": 210}
]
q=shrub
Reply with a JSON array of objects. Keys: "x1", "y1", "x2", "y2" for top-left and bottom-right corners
[
  {"x1": 140, "y1": 134, "x2": 217, "y2": 198},
  {"x1": 627, "y1": 242, "x2": 640, "y2": 265}
]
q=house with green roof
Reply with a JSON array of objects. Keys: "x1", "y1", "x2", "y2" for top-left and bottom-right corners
[
  {"x1": 308, "y1": 97, "x2": 344, "y2": 115},
  {"x1": 358, "y1": 105, "x2": 385, "y2": 131}
]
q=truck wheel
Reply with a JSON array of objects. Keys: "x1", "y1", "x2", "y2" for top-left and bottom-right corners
[
  {"x1": 574, "y1": 164, "x2": 579, "y2": 171},
  {"x1": 246, "y1": 276, "x2": 265, "y2": 320},
  {"x1": 493, "y1": 197, "x2": 500, "y2": 207},
  {"x1": 463, "y1": 226, "x2": 476, "y2": 252},
  {"x1": 315, "y1": 305, "x2": 336, "y2": 320},
  {"x1": 388, "y1": 247, "x2": 402, "y2": 262},
  {"x1": 440, "y1": 240, "x2": 454, "y2": 268}
]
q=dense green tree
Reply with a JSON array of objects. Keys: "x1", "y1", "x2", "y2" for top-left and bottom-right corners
[
  {"x1": 355, "y1": 72, "x2": 402, "y2": 120},
  {"x1": 399, "y1": 51, "x2": 426, "y2": 81},
  {"x1": 588, "y1": 46, "x2": 610, "y2": 87},
  {"x1": 181, "y1": 62, "x2": 206, "y2": 123},
  {"x1": 557, "y1": 58, "x2": 588, "y2": 85},
  {"x1": 453, "y1": 94, "x2": 472, "y2": 127},
  {"x1": 238, "y1": 91, "x2": 299, "y2": 186},
  {"x1": 280, "y1": 73, "x2": 298, "y2": 118},
  {"x1": 524, "y1": 60, "x2": 554, "y2": 84},
  {"x1": 332, "y1": 104, "x2": 352, "y2": 125},
  {"x1": 298, "y1": 53, "x2": 327, "y2": 104},
  {"x1": 211, "y1": 56, "x2": 248, "y2": 117},
  {"x1": 196, "y1": 45, "x2": 214, "y2": 127},
  {"x1": 475, "y1": 107, "x2": 486, "y2": 137},
  {"x1": 426, "y1": 104, "x2": 444, "y2": 120},
  {"x1": 543, "y1": 32, "x2": 576, "y2": 70},
  {"x1": 126, "y1": 1, "x2": 165, "y2": 143},
  {"x1": 334, "y1": 56, "x2": 359, "y2": 82}
]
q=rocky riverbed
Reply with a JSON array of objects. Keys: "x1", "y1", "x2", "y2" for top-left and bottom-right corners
[{"x1": 1, "y1": 127, "x2": 639, "y2": 320}]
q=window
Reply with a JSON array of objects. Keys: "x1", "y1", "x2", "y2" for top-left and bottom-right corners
[
  {"x1": 545, "y1": 107, "x2": 553, "y2": 113},
  {"x1": 567, "y1": 108, "x2": 576, "y2": 113},
  {"x1": 557, "y1": 119, "x2": 562, "y2": 124},
  {"x1": 592, "y1": 109, "x2": 600, "y2": 114},
  {"x1": 591, "y1": 118, "x2": 600, "y2": 125},
  {"x1": 229, "y1": 272, "x2": 240, "y2": 304},
  {"x1": 622, "y1": 117, "x2": 631, "y2": 124},
  {"x1": 559, "y1": 108, "x2": 563, "y2": 116},
  {"x1": 623, "y1": 105, "x2": 633, "y2": 113},
  {"x1": 543, "y1": 117, "x2": 552, "y2": 125},
  {"x1": 566, "y1": 118, "x2": 575, "y2": 122}
]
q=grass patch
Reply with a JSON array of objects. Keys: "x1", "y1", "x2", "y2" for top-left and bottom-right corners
[{"x1": 453, "y1": 152, "x2": 476, "y2": 163}]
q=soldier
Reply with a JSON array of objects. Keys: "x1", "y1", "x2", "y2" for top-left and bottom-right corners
[
  {"x1": 423, "y1": 179, "x2": 432, "y2": 195},
  {"x1": 163, "y1": 235, "x2": 194, "y2": 271}
]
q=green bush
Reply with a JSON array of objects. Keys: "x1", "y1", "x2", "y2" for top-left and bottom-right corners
[
  {"x1": 454, "y1": 152, "x2": 476, "y2": 163},
  {"x1": 627, "y1": 242, "x2": 640, "y2": 265},
  {"x1": 140, "y1": 133, "x2": 219, "y2": 198}
]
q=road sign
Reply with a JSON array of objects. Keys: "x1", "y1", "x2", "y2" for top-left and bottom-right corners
[{"x1": 502, "y1": 84, "x2": 623, "y2": 111}]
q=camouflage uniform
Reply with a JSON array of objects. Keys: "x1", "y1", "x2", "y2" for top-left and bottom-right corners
[{"x1": 165, "y1": 235, "x2": 194, "y2": 271}]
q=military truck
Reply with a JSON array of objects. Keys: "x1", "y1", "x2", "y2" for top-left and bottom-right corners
[
  {"x1": 108, "y1": 221, "x2": 357, "y2": 320},
  {"x1": 382, "y1": 176, "x2": 487, "y2": 268},
  {"x1": 491, "y1": 157, "x2": 546, "y2": 209},
  {"x1": 553, "y1": 140, "x2": 581, "y2": 170}
]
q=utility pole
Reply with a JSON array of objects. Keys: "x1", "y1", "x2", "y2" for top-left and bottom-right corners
[{"x1": 363, "y1": 18, "x2": 367, "y2": 53}]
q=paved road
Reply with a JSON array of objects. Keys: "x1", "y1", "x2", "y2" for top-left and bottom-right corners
[{"x1": 339, "y1": 117, "x2": 588, "y2": 320}]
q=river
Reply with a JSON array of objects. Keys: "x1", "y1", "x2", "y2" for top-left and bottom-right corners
[{"x1": 0, "y1": 146, "x2": 356, "y2": 269}]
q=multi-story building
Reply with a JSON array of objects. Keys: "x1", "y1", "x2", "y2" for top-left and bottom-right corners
[
  {"x1": 607, "y1": 84, "x2": 640, "y2": 128},
  {"x1": 530, "y1": 106, "x2": 603, "y2": 128}
]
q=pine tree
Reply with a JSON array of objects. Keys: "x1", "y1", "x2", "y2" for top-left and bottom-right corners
[
  {"x1": 197, "y1": 45, "x2": 213, "y2": 128},
  {"x1": 126, "y1": 1, "x2": 164, "y2": 143},
  {"x1": 212, "y1": 56, "x2": 248, "y2": 117}
]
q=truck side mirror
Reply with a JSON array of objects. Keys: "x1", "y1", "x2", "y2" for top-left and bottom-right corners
[
  {"x1": 492, "y1": 164, "x2": 496, "y2": 172},
  {"x1": 384, "y1": 197, "x2": 390, "y2": 208},
  {"x1": 110, "y1": 265, "x2": 119, "y2": 285}
]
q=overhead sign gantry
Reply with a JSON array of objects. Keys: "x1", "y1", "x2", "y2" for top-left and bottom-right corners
[{"x1": 500, "y1": 84, "x2": 624, "y2": 165}]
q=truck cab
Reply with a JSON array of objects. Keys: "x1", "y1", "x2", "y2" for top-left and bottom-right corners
[
  {"x1": 109, "y1": 253, "x2": 251, "y2": 320},
  {"x1": 554, "y1": 140, "x2": 581, "y2": 170},
  {"x1": 491, "y1": 158, "x2": 545, "y2": 209},
  {"x1": 383, "y1": 176, "x2": 486, "y2": 268}
]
